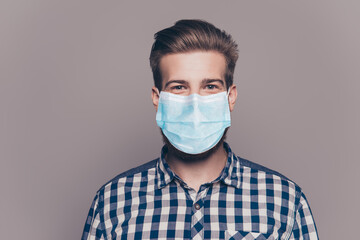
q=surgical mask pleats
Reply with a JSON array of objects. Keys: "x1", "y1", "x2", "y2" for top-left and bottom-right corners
[{"x1": 156, "y1": 91, "x2": 231, "y2": 154}]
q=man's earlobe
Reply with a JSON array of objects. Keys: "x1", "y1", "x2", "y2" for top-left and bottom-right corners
[{"x1": 151, "y1": 87, "x2": 160, "y2": 111}]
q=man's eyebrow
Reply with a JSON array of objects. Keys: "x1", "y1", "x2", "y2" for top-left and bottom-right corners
[
  {"x1": 164, "y1": 80, "x2": 188, "y2": 89},
  {"x1": 201, "y1": 78, "x2": 225, "y2": 86}
]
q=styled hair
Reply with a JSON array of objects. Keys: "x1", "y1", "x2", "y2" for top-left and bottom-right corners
[{"x1": 149, "y1": 19, "x2": 239, "y2": 91}]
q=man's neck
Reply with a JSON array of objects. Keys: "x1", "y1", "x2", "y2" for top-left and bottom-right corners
[{"x1": 165, "y1": 145, "x2": 228, "y2": 192}]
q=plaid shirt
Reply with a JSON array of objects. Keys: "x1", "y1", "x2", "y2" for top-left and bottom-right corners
[{"x1": 82, "y1": 143, "x2": 318, "y2": 240}]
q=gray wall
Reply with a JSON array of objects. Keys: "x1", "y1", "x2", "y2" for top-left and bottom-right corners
[{"x1": 1, "y1": 1, "x2": 359, "y2": 239}]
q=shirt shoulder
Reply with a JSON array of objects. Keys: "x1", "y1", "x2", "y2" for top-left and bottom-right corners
[
  {"x1": 236, "y1": 155, "x2": 303, "y2": 197},
  {"x1": 96, "y1": 158, "x2": 159, "y2": 193},
  {"x1": 237, "y1": 156, "x2": 293, "y2": 182}
]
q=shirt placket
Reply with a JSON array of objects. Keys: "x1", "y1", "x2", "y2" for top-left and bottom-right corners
[{"x1": 189, "y1": 186, "x2": 208, "y2": 240}]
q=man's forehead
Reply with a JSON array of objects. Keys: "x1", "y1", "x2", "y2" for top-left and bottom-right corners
[{"x1": 159, "y1": 51, "x2": 227, "y2": 84}]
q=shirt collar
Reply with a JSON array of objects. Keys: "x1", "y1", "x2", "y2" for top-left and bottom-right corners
[
  {"x1": 156, "y1": 146, "x2": 176, "y2": 189},
  {"x1": 220, "y1": 142, "x2": 242, "y2": 189},
  {"x1": 155, "y1": 142, "x2": 242, "y2": 190}
]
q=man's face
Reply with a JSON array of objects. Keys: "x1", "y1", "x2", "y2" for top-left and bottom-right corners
[
  {"x1": 151, "y1": 51, "x2": 237, "y2": 160},
  {"x1": 160, "y1": 51, "x2": 227, "y2": 96},
  {"x1": 152, "y1": 51, "x2": 237, "y2": 109}
]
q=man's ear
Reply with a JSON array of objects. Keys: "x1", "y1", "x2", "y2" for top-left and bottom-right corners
[
  {"x1": 228, "y1": 85, "x2": 238, "y2": 112},
  {"x1": 151, "y1": 86, "x2": 160, "y2": 111}
]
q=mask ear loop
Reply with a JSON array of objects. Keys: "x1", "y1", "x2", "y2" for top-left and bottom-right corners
[
  {"x1": 155, "y1": 87, "x2": 161, "y2": 96},
  {"x1": 227, "y1": 88, "x2": 231, "y2": 103}
]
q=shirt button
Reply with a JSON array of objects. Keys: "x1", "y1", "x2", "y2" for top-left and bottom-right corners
[{"x1": 194, "y1": 203, "x2": 201, "y2": 210}]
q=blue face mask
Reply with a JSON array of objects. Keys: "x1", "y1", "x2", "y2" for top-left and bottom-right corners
[{"x1": 156, "y1": 91, "x2": 231, "y2": 154}]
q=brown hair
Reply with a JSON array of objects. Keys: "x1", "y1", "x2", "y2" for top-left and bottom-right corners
[{"x1": 149, "y1": 19, "x2": 239, "y2": 91}]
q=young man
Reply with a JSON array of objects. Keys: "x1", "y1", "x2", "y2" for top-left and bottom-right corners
[{"x1": 82, "y1": 20, "x2": 318, "y2": 240}]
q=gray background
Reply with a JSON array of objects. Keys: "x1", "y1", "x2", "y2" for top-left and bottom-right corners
[{"x1": 1, "y1": 0, "x2": 359, "y2": 239}]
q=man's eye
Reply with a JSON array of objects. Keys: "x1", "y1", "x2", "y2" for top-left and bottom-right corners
[
  {"x1": 206, "y1": 85, "x2": 217, "y2": 89},
  {"x1": 173, "y1": 86, "x2": 184, "y2": 90}
]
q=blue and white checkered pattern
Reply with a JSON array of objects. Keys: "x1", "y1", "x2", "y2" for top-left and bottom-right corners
[{"x1": 82, "y1": 143, "x2": 318, "y2": 239}]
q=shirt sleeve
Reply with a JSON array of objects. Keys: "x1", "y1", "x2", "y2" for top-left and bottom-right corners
[
  {"x1": 81, "y1": 192, "x2": 106, "y2": 240},
  {"x1": 288, "y1": 192, "x2": 319, "y2": 240}
]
